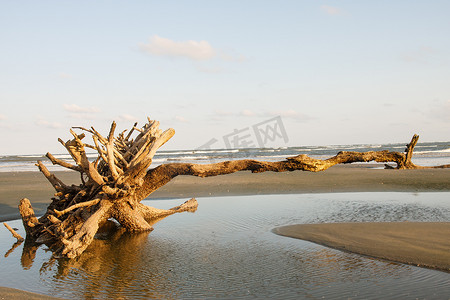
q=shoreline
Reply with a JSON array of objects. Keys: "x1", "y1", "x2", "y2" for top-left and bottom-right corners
[
  {"x1": 274, "y1": 222, "x2": 450, "y2": 272},
  {"x1": 1, "y1": 164, "x2": 450, "y2": 221}
]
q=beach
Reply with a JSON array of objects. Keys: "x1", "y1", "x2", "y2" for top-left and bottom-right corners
[
  {"x1": 2, "y1": 164, "x2": 450, "y2": 222},
  {"x1": 1, "y1": 165, "x2": 450, "y2": 298}
]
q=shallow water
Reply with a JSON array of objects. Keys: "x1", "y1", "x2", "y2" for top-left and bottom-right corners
[{"x1": 1, "y1": 192, "x2": 450, "y2": 299}]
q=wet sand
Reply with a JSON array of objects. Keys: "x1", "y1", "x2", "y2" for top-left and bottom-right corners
[
  {"x1": 0, "y1": 286, "x2": 60, "y2": 300},
  {"x1": 274, "y1": 222, "x2": 450, "y2": 272},
  {"x1": 1, "y1": 165, "x2": 450, "y2": 221}
]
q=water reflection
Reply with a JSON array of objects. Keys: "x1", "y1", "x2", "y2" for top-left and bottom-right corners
[
  {"x1": 54, "y1": 231, "x2": 161, "y2": 299},
  {"x1": 21, "y1": 240, "x2": 41, "y2": 270},
  {"x1": 1, "y1": 193, "x2": 450, "y2": 299},
  {"x1": 4, "y1": 240, "x2": 22, "y2": 258}
]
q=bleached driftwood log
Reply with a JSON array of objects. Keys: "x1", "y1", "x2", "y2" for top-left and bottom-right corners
[{"x1": 16, "y1": 118, "x2": 449, "y2": 258}]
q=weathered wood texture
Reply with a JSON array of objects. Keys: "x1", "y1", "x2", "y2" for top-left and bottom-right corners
[
  {"x1": 17, "y1": 119, "x2": 196, "y2": 258},
  {"x1": 14, "y1": 119, "x2": 448, "y2": 258}
]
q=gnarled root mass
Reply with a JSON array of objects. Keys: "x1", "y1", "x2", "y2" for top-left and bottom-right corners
[
  {"x1": 18, "y1": 118, "x2": 198, "y2": 258},
  {"x1": 12, "y1": 118, "x2": 448, "y2": 259}
]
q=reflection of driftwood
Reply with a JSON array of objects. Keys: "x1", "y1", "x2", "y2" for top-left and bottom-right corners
[
  {"x1": 21, "y1": 240, "x2": 39, "y2": 270},
  {"x1": 55, "y1": 229, "x2": 150, "y2": 278},
  {"x1": 14, "y1": 118, "x2": 448, "y2": 259},
  {"x1": 3, "y1": 223, "x2": 24, "y2": 258},
  {"x1": 4, "y1": 240, "x2": 22, "y2": 258},
  {"x1": 45, "y1": 229, "x2": 164, "y2": 299}
]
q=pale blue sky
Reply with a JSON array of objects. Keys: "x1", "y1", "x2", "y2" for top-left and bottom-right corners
[{"x1": 1, "y1": 1, "x2": 449, "y2": 154}]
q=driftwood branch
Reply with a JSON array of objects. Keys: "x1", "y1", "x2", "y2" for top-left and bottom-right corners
[
  {"x1": 3, "y1": 222, "x2": 24, "y2": 242},
  {"x1": 60, "y1": 199, "x2": 114, "y2": 258},
  {"x1": 53, "y1": 198, "x2": 101, "y2": 217},
  {"x1": 46, "y1": 152, "x2": 82, "y2": 172},
  {"x1": 19, "y1": 198, "x2": 40, "y2": 237},
  {"x1": 404, "y1": 134, "x2": 419, "y2": 168},
  {"x1": 36, "y1": 161, "x2": 67, "y2": 191},
  {"x1": 106, "y1": 121, "x2": 120, "y2": 180},
  {"x1": 135, "y1": 134, "x2": 450, "y2": 200}
]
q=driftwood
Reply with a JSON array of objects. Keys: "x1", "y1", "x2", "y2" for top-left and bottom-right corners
[
  {"x1": 3, "y1": 222, "x2": 24, "y2": 242},
  {"x1": 12, "y1": 118, "x2": 449, "y2": 259}
]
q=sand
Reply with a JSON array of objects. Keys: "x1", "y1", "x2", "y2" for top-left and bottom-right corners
[
  {"x1": 274, "y1": 222, "x2": 450, "y2": 272},
  {"x1": 1, "y1": 165, "x2": 450, "y2": 221},
  {"x1": 0, "y1": 287, "x2": 60, "y2": 300}
]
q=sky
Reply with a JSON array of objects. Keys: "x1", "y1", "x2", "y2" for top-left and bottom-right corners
[{"x1": 1, "y1": 1, "x2": 449, "y2": 155}]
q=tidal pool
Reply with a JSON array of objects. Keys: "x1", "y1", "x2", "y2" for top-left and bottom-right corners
[{"x1": 1, "y1": 192, "x2": 450, "y2": 299}]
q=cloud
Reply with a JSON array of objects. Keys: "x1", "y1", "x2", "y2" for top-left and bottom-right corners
[
  {"x1": 117, "y1": 114, "x2": 137, "y2": 122},
  {"x1": 35, "y1": 117, "x2": 63, "y2": 129},
  {"x1": 0, "y1": 114, "x2": 6, "y2": 120},
  {"x1": 320, "y1": 5, "x2": 345, "y2": 16},
  {"x1": 400, "y1": 46, "x2": 436, "y2": 63},
  {"x1": 174, "y1": 116, "x2": 188, "y2": 122},
  {"x1": 240, "y1": 110, "x2": 256, "y2": 117},
  {"x1": 63, "y1": 104, "x2": 100, "y2": 113},
  {"x1": 140, "y1": 35, "x2": 246, "y2": 66},
  {"x1": 58, "y1": 72, "x2": 72, "y2": 79},
  {"x1": 140, "y1": 35, "x2": 215, "y2": 61},
  {"x1": 63, "y1": 104, "x2": 101, "y2": 120}
]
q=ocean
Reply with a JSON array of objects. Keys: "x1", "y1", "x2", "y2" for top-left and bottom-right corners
[{"x1": 1, "y1": 141, "x2": 449, "y2": 172}]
